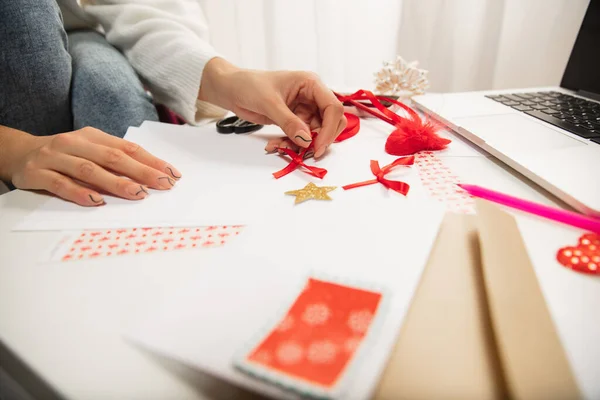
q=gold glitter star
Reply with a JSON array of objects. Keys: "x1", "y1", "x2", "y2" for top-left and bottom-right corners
[{"x1": 285, "y1": 182, "x2": 337, "y2": 204}]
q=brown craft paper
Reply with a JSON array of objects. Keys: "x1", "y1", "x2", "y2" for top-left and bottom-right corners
[
  {"x1": 374, "y1": 213, "x2": 505, "y2": 400},
  {"x1": 474, "y1": 199, "x2": 581, "y2": 400},
  {"x1": 374, "y1": 202, "x2": 580, "y2": 400}
]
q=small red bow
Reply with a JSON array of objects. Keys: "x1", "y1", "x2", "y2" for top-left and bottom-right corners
[
  {"x1": 272, "y1": 112, "x2": 360, "y2": 179},
  {"x1": 272, "y1": 146, "x2": 328, "y2": 179},
  {"x1": 342, "y1": 156, "x2": 415, "y2": 195}
]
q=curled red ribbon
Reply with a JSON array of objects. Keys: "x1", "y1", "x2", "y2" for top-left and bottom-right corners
[
  {"x1": 335, "y1": 113, "x2": 360, "y2": 142},
  {"x1": 272, "y1": 146, "x2": 328, "y2": 179},
  {"x1": 336, "y1": 90, "x2": 420, "y2": 126},
  {"x1": 342, "y1": 156, "x2": 415, "y2": 195}
]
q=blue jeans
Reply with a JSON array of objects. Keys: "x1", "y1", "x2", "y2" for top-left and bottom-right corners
[{"x1": 0, "y1": 0, "x2": 158, "y2": 138}]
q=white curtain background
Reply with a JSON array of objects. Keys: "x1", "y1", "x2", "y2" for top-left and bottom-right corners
[{"x1": 198, "y1": 0, "x2": 589, "y2": 93}]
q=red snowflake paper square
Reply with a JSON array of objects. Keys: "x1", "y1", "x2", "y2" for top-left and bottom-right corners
[{"x1": 235, "y1": 277, "x2": 385, "y2": 398}]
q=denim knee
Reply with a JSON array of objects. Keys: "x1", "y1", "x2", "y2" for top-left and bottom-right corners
[
  {"x1": 69, "y1": 30, "x2": 158, "y2": 138},
  {"x1": 0, "y1": 0, "x2": 73, "y2": 135}
]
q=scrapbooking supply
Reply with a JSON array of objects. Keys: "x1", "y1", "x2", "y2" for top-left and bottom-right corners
[
  {"x1": 335, "y1": 90, "x2": 450, "y2": 156},
  {"x1": 373, "y1": 56, "x2": 430, "y2": 98},
  {"x1": 273, "y1": 112, "x2": 359, "y2": 179},
  {"x1": 459, "y1": 184, "x2": 600, "y2": 234},
  {"x1": 415, "y1": 152, "x2": 475, "y2": 214},
  {"x1": 273, "y1": 141, "x2": 328, "y2": 180},
  {"x1": 334, "y1": 113, "x2": 360, "y2": 142},
  {"x1": 285, "y1": 183, "x2": 337, "y2": 205},
  {"x1": 556, "y1": 233, "x2": 600, "y2": 275},
  {"x1": 216, "y1": 115, "x2": 263, "y2": 134},
  {"x1": 342, "y1": 156, "x2": 414, "y2": 195},
  {"x1": 47, "y1": 226, "x2": 243, "y2": 263},
  {"x1": 234, "y1": 277, "x2": 386, "y2": 399},
  {"x1": 385, "y1": 117, "x2": 449, "y2": 156}
]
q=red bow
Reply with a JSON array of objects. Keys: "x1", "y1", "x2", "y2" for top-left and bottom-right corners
[
  {"x1": 342, "y1": 156, "x2": 415, "y2": 195},
  {"x1": 272, "y1": 113, "x2": 360, "y2": 180},
  {"x1": 272, "y1": 146, "x2": 328, "y2": 179}
]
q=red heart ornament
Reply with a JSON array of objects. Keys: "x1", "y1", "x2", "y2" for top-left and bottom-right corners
[
  {"x1": 556, "y1": 233, "x2": 600, "y2": 274},
  {"x1": 385, "y1": 118, "x2": 451, "y2": 156}
]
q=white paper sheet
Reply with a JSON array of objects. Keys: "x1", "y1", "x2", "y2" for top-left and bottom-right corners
[
  {"x1": 126, "y1": 203, "x2": 446, "y2": 400},
  {"x1": 14, "y1": 121, "x2": 430, "y2": 231},
  {"x1": 517, "y1": 216, "x2": 600, "y2": 400}
]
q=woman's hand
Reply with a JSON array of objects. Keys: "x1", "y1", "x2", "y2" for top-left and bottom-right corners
[
  {"x1": 2, "y1": 126, "x2": 181, "y2": 206},
  {"x1": 199, "y1": 58, "x2": 346, "y2": 159}
]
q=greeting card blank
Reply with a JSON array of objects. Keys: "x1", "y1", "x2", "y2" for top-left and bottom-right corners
[{"x1": 127, "y1": 204, "x2": 445, "y2": 400}]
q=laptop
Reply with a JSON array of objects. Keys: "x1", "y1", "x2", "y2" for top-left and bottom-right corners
[{"x1": 412, "y1": 0, "x2": 600, "y2": 217}]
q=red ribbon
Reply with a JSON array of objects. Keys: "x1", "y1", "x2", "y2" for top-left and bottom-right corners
[
  {"x1": 272, "y1": 146, "x2": 328, "y2": 179},
  {"x1": 342, "y1": 156, "x2": 415, "y2": 195},
  {"x1": 272, "y1": 112, "x2": 359, "y2": 179},
  {"x1": 335, "y1": 113, "x2": 360, "y2": 142},
  {"x1": 336, "y1": 90, "x2": 420, "y2": 127}
]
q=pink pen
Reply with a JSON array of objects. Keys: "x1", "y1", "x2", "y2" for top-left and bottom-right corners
[{"x1": 458, "y1": 184, "x2": 600, "y2": 234}]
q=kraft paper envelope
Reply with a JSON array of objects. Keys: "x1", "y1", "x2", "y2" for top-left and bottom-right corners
[{"x1": 375, "y1": 201, "x2": 580, "y2": 400}]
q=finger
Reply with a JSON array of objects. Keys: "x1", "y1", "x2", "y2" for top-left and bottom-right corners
[
  {"x1": 265, "y1": 137, "x2": 285, "y2": 153},
  {"x1": 309, "y1": 84, "x2": 344, "y2": 158},
  {"x1": 263, "y1": 100, "x2": 313, "y2": 149},
  {"x1": 277, "y1": 139, "x2": 294, "y2": 155},
  {"x1": 77, "y1": 127, "x2": 182, "y2": 180},
  {"x1": 51, "y1": 134, "x2": 176, "y2": 190},
  {"x1": 285, "y1": 139, "x2": 300, "y2": 155},
  {"x1": 233, "y1": 107, "x2": 275, "y2": 126},
  {"x1": 23, "y1": 169, "x2": 105, "y2": 207},
  {"x1": 335, "y1": 114, "x2": 348, "y2": 140},
  {"x1": 303, "y1": 147, "x2": 315, "y2": 160},
  {"x1": 44, "y1": 153, "x2": 153, "y2": 201}
]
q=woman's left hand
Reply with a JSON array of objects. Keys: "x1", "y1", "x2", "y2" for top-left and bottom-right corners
[{"x1": 199, "y1": 58, "x2": 347, "y2": 159}]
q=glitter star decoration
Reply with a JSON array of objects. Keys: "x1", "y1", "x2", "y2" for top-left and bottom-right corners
[{"x1": 285, "y1": 183, "x2": 337, "y2": 204}]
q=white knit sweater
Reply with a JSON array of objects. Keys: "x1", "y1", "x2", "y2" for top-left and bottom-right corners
[{"x1": 58, "y1": 0, "x2": 226, "y2": 124}]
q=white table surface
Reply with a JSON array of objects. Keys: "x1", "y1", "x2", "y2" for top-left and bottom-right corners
[{"x1": 1, "y1": 129, "x2": 599, "y2": 400}]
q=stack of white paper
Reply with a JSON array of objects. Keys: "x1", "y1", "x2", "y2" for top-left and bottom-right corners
[
  {"x1": 14, "y1": 120, "x2": 429, "y2": 231},
  {"x1": 13, "y1": 119, "x2": 445, "y2": 398}
]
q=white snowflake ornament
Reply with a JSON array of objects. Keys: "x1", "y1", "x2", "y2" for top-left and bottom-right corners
[{"x1": 374, "y1": 56, "x2": 430, "y2": 98}]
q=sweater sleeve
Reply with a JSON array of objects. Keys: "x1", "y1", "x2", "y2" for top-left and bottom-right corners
[{"x1": 81, "y1": 0, "x2": 227, "y2": 124}]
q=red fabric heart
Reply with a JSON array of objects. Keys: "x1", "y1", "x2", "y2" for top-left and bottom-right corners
[
  {"x1": 385, "y1": 118, "x2": 451, "y2": 156},
  {"x1": 556, "y1": 233, "x2": 600, "y2": 275}
]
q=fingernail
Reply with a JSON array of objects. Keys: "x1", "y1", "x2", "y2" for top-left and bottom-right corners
[
  {"x1": 165, "y1": 165, "x2": 182, "y2": 180},
  {"x1": 303, "y1": 151, "x2": 314, "y2": 160},
  {"x1": 315, "y1": 145, "x2": 329, "y2": 159},
  {"x1": 157, "y1": 176, "x2": 176, "y2": 189},
  {"x1": 89, "y1": 194, "x2": 105, "y2": 205},
  {"x1": 294, "y1": 131, "x2": 312, "y2": 148},
  {"x1": 130, "y1": 185, "x2": 149, "y2": 198}
]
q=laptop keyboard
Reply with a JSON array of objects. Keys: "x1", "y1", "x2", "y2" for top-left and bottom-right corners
[{"x1": 486, "y1": 91, "x2": 600, "y2": 144}]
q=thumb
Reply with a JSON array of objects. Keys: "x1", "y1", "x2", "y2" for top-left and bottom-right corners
[{"x1": 267, "y1": 100, "x2": 313, "y2": 148}]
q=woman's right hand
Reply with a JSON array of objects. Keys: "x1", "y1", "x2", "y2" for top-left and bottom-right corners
[{"x1": 6, "y1": 127, "x2": 181, "y2": 206}]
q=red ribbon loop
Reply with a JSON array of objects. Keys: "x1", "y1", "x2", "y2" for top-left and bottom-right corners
[
  {"x1": 342, "y1": 156, "x2": 414, "y2": 195},
  {"x1": 272, "y1": 147, "x2": 328, "y2": 179},
  {"x1": 335, "y1": 113, "x2": 360, "y2": 142},
  {"x1": 336, "y1": 90, "x2": 420, "y2": 126}
]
